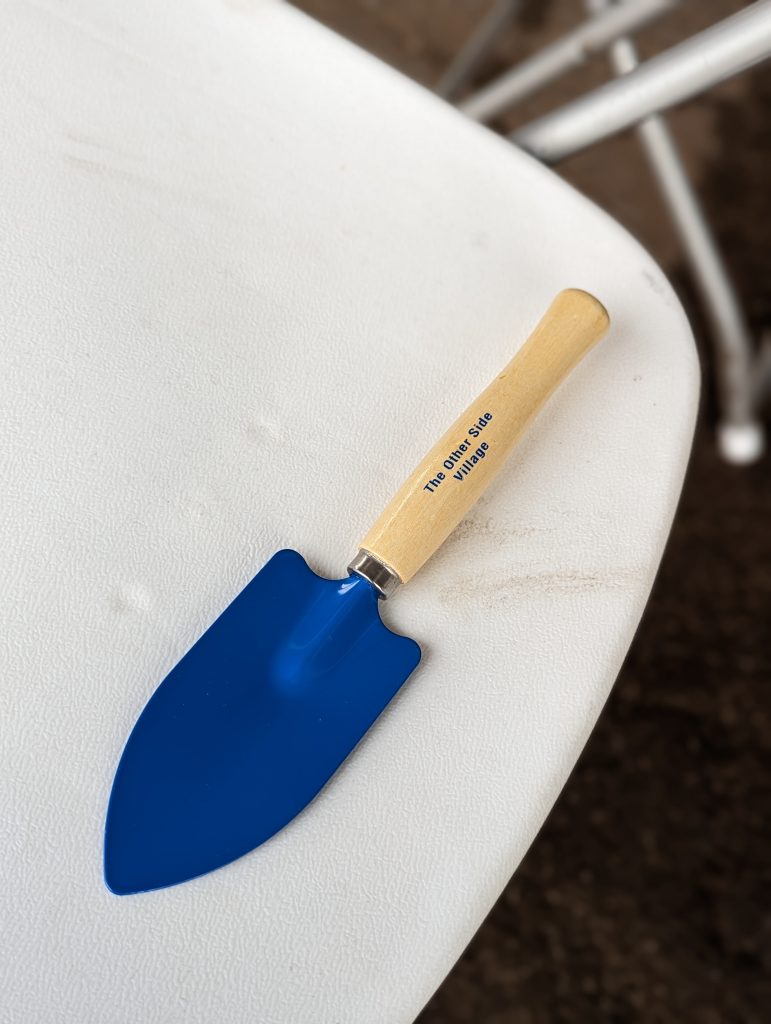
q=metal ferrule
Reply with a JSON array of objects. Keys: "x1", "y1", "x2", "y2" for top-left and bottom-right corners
[{"x1": 347, "y1": 549, "x2": 401, "y2": 600}]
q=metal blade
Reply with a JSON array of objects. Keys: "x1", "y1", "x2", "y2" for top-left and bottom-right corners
[{"x1": 104, "y1": 549, "x2": 420, "y2": 894}]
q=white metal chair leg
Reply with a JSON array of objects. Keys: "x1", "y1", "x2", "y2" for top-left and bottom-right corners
[
  {"x1": 450, "y1": 0, "x2": 771, "y2": 460},
  {"x1": 460, "y1": 0, "x2": 678, "y2": 121},
  {"x1": 585, "y1": 1, "x2": 764, "y2": 462},
  {"x1": 510, "y1": 1, "x2": 771, "y2": 162}
]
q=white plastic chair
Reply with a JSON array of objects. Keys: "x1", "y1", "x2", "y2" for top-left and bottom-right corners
[{"x1": 0, "y1": 1, "x2": 698, "y2": 1021}]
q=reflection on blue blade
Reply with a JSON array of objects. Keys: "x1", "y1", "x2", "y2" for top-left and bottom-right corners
[{"x1": 104, "y1": 550, "x2": 420, "y2": 894}]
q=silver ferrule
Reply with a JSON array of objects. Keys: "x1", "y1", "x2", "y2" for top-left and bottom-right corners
[{"x1": 347, "y1": 549, "x2": 401, "y2": 600}]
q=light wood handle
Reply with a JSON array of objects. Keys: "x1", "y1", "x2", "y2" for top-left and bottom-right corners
[{"x1": 359, "y1": 289, "x2": 610, "y2": 584}]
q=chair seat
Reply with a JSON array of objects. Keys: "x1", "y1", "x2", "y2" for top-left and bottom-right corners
[{"x1": 0, "y1": 1, "x2": 698, "y2": 1021}]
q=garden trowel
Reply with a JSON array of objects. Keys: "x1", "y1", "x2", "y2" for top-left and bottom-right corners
[{"x1": 105, "y1": 289, "x2": 609, "y2": 894}]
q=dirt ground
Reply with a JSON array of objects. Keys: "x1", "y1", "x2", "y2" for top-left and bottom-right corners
[{"x1": 291, "y1": 3, "x2": 770, "y2": 1021}]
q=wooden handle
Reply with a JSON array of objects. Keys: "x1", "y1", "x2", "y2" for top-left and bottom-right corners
[{"x1": 359, "y1": 289, "x2": 610, "y2": 584}]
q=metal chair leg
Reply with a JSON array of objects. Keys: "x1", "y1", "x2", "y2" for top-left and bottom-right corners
[
  {"x1": 460, "y1": 0, "x2": 677, "y2": 121},
  {"x1": 511, "y1": 1, "x2": 771, "y2": 162},
  {"x1": 585, "y1": 0, "x2": 765, "y2": 463},
  {"x1": 449, "y1": 0, "x2": 771, "y2": 461}
]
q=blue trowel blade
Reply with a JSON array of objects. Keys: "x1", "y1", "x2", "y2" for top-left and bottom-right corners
[{"x1": 104, "y1": 549, "x2": 420, "y2": 895}]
